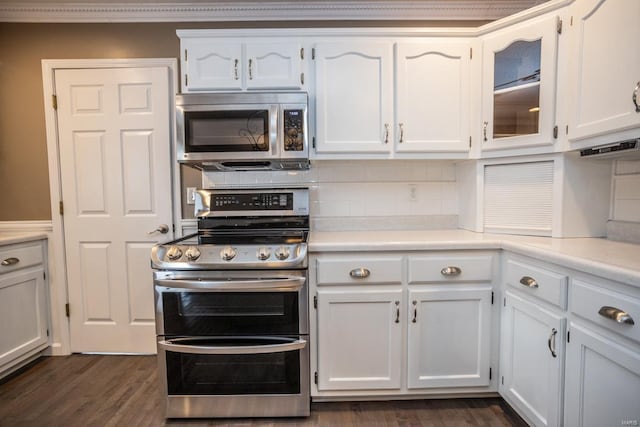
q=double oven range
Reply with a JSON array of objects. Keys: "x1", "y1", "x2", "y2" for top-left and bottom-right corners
[{"x1": 151, "y1": 187, "x2": 310, "y2": 418}]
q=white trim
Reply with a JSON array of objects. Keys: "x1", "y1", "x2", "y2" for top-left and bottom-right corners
[
  {"x1": 0, "y1": 1, "x2": 549, "y2": 23},
  {"x1": 41, "y1": 58, "x2": 178, "y2": 356},
  {"x1": 0, "y1": 220, "x2": 52, "y2": 232}
]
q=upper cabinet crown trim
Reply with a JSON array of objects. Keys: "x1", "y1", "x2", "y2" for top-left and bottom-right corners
[{"x1": 0, "y1": 0, "x2": 555, "y2": 23}]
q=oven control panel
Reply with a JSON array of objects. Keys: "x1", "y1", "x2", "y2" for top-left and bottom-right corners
[{"x1": 151, "y1": 243, "x2": 307, "y2": 269}]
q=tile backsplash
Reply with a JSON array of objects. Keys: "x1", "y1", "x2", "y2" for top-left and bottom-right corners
[
  {"x1": 201, "y1": 160, "x2": 459, "y2": 230},
  {"x1": 611, "y1": 160, "x2": 640, "y2": 222}
]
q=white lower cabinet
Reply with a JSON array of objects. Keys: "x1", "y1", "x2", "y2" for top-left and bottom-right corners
[
  {"x1": 500, "y1": 290, "x2": 565, "y2": 427},
  {"x1": 311, "y1": 251, "x2": 497, "y2": 397},
  {"x1": 407, "y1": 286, "x2": 492, "y2": 388},
  {"x1": 564, "y1": 276, "x2": 640, "y2": 427},
  {"x1": 0, "y1": 239, "x2": 49, "y2": 378},
  {"x1": 316, "y1": 288, "x2": 402, "y2": 390}
]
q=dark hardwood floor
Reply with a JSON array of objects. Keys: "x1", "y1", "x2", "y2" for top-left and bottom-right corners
[{"x1": 0, "y1": 355, "x2": 527, "y2": 427}]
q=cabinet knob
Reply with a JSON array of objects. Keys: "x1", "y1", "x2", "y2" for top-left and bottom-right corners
[
  {"x1": 598, "y1": 306, "x2": 635, "y2": 325},
  {"x1": 633, "y1": 81, "x2": 640, "y2": 113},
  {"x1": 440, "y1": 266, "x2": 462, "y2": 276},
  {"x1": 349, "y1": 268, "x2": 370, "y2": 279},
  {"x1": 384, "y1": 124, "x2": 390, "y2": 144},
  {"x1": 1, "y1": 257, "x2": 20, "y2": 266},
  {"x1": 547, "y1": 328, "x2": 557, "y2": 358},
  {"x1": 519, "y1": 276, "x2": 539, "y2": 288},
  {"x1": 399, "y1": 123, "x2": 405, "y2": 143}
]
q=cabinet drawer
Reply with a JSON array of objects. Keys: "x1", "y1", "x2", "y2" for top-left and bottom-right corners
[
  {"x1": 315, "y1": 256, "x2": 402, "y2": 285},
  {"x1": 0, "y1": 242, "x2": 44, "y2": 275},
  {"x1": 408, "y1": 254, "x2": 493, "y2": 283},
  {"x1": 505, "y1": 258, "x2": 568, "y2": 309},
  {"x1": 571, "y1": 279, "x2": 640, "y2": 345}
]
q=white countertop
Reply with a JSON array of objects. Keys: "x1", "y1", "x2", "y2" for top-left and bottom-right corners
[
  {"x1": 309, "y1": 230, "x2": 640, "y2": 287},
  {"x1": 0, "y1": 232, "x2": 48, "y2": 246}
]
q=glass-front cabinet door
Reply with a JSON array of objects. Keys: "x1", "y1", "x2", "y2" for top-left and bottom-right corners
[{"x1": 481, "y1": 14, "x2": 560, "y2": 153}]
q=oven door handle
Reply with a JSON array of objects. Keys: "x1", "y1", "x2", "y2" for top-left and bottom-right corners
[
  {"x1": 154, "y1": 277, "x2": 305, "y2": 292},
  {"x1": 158, "y1": 338, "x2": 307, "y2": 355}
]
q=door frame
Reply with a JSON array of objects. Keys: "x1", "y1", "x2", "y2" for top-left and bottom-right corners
[{"x1": 42, "y1": 58, "x2": 178, "y2": 355}]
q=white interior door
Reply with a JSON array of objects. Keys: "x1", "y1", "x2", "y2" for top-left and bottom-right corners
[{"x1": 54, "y1": 66, "x2": 173, "y2": 353}]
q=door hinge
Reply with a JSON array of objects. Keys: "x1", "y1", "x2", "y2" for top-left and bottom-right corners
[
  {"x1": 184, "y1": 74, "x2": 188, "y2": 87},
  {"x1": 470, "y1": 47, "x2": 473, "y2": 59},
  {"x1": 52, "y1": 94, "x2": 58, "y2": 110},
  {"x1": 300, "y1": 48, "x2": 304, "y2": 60},
  {"x1": 501, "y1": 376, "x2": 504, "y2": 385},
  {"x1": 43, "y1": 271, "x2": 46, "y2": 280},
  {"x1": 489, "y1": 367, "x2": 492, "y2": 380},
  {"x1": 314, "y1": 372, "x2": 318, "y2": 384},
  {"x1": 313, "y1": 295, "x2": 318, "y2": 309},
  {"x1": 312, "y1": 48, "x2": 316, "y2": 60},
  {"x1": 469, "y1": 136, "x2": 472, "y2": 148},
  {"x1": 491, "y1": 291, "x2": 494, "y2": 305},
  {"x1": 301, "y1": 72, "x2": 305, "y2": 85},
  {"x1": 184, "y1": 49, "x2": 188, "y2": 62},
  {"x1": 553, "y1": 125, "x2": 559, "y2": 139},
  {"x1": 312, "y1": 136, "x2": 316, "y2": 149},
  {"x1": 503, "y1": 297, "x2": 506, "y2": 307},
  {"x1": 65, "y1": 303, "x2": 70, "y2": 317},
  {"x1": 570, "y1": 16, "x2": 573, "y2": 26},
  {"x1": 567, "y1": 330, "x2": 570, "y2": 343},
  {"x1": 556, "y1": 17, "x2": 563, "y2": 34},
  {"x1": 59, "y1": 201, "x2": 64, "y2": 216},
  {"x1": 46, "y1": 329, "x2": 50, "y2": 337}
]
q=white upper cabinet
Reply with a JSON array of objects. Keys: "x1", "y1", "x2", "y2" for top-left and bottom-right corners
[
  {"x1": 180, "y1": 37, "x2": 304, "y2": 92},
  {"x1": 314, "y1": 42, "x2": 394, "y2": 155},
  {"x1": 395, "y1": 41, "x2": 472, "y2": 153},
  {"x1": 481, "y1": 14, "x2": 560, "y2": 153},
  {"x1": 314, "y1": 39, "x2": 473, "y2": 157},
  {"x1": 567, "y1": 0, "x2": 640, "y2": 145}
]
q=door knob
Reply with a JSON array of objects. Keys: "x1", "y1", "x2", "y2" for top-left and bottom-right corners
[{"x1": 148, "y1": 224, "x2": 170, "y2": 235}]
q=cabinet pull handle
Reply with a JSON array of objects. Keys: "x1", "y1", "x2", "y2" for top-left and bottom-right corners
[
  {"x1": 248, "y1": 59, "x2": 253, "y2": 80},
  {"x1": 234, "y1": 59, "x2": 239, "y2": 80},
  {"x1": 440, "y1": 266, "x2": 462, "y2": 276},
  {"x1": 633, "y1": 81, "x2": 640, "y2": 113},
  {"x1": 598, "y1": 306, "x2": 635, "y2": 325},
  {"x1": 412, "y1": 300, "x2": 417, "y2": 323},
  {"x1": 384, "y1": 123, "x2": 390, "y2": 144},
  {"x1": 483, "y1": 121, "x2": 488, "y2": 142},
  {"x1": 399, "y1": 123, "x2": 404, "y2": 143},
  {"x1": 547, "y1": 328, "x2": 557, "y2": 358},
  {"x1": 395, "y1": 301, "x2": 400, "y2": 324},
  {"x1": 1, "y1": 257, "x2": 20, "y2": 266},
  {"x1": 519, "y1": 276, "x2": 539, "y2": 288},
  {"x1": 349, "y1": 268, "x2": 370, "y2": 279}
]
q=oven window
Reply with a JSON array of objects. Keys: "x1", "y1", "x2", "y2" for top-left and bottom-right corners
[
  {"x1": 162, "y1": 291, "x2": 299, "y2": 335},
  {"x1": 165, "y1": 337, "x2": 301, "y2": 395},
  {"x1": 185, "y1": 110, "x2": 269, "y2": 152}
]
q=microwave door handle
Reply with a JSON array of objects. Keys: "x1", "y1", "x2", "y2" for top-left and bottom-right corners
[
  {"x1": 271, "y1": 105, "x2": 279, "y2": 155},
  {"x1": 154, "y1": 277, "x2": 305, "y2": 291},
  {"x1": 158, "y1": 338, "x2": 307, "y2": 355}
]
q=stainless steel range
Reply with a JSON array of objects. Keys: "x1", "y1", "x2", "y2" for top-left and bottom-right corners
[{"x1": 151, "y1": 187, "x2": 310, "y2": 419}]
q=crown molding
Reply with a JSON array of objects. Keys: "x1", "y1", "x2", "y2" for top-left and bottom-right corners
[{"x1": 0, "y1": 1, "x2": 546, "y2": 23}]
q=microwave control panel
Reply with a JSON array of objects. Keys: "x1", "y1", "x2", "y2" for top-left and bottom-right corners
[{"x1": 283, "y1": 109, "x2": 304, "y2": 151}]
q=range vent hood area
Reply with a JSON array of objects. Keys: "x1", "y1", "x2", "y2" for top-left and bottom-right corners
[{"x1": 579, "y1": 138, "x2": 640, "y2": 159}]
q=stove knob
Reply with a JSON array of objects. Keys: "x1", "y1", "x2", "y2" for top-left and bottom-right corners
[
  {"x1": 220, "y1": 246, "x2": 237, "y2": 261},
  {"x1": 185, "y1": 246, "x2": 201, "y2": 261},
  {"x1": 275, "y1": 245, "x2": 291, "y2": 260},
  {"x1": 165, "y1": 246, "x2": 183, "y2": 261},
  {"x1": 257, "y1": 247, "x2": 271, "y2": 261}
]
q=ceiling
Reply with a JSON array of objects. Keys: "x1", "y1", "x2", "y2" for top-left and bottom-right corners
[{"x1": 0, "y1": 0, "x2": 551, "y2": 23}]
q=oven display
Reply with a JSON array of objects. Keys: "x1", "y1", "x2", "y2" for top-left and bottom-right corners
[{"x1": 212, "y1": 193, "x2": 293, "y2": 210}]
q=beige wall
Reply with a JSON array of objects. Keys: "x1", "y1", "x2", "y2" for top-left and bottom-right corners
[{"x1": 0, "y1": 20, "x2": 485, "y2": 221}]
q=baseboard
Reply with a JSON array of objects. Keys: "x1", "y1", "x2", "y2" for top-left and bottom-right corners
[{"x1": 0, "y1": 220, "x2": 53, "y2": 233}]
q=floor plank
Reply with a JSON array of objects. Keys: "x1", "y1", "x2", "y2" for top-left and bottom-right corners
[{"x1": 0, "y1": 355, "x2": 527, "y2": 427}]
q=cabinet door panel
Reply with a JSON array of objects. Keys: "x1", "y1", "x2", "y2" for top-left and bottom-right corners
[
  {"x1": 317, "y1": 289, "x2": 402, "y2": 390},
  {"x1": 407, "y1": 286, "x2": 492, "y2": 388},
  {"x1": 565, "y1": 323, "x2": 640, "y2": 427},
  {"x1": 0, "y1": 269, "x2": 48, "y2": 371},
  {"x1": 568, "y1": 0, "x2": 640, "y2": 141},
  {"x1": 245, "y1": 42, "x2": 302, "y2": 90},
  {"x1": 395, "y1": 41, "x2": 471, "y2": 152},
  {"x1": 183, "y1": 41, "x2": 243, "y2": 91},
  {"x1": 500, "y1": 290, "x2": 564, "y2": 427},
  {"x1": 314, "y1": 42, "x2": 393, "y2": 154}
]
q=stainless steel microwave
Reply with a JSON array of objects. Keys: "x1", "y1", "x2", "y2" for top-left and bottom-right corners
[{"x1": 176, "y1": 92, "x2": 309, "y2": 171}]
